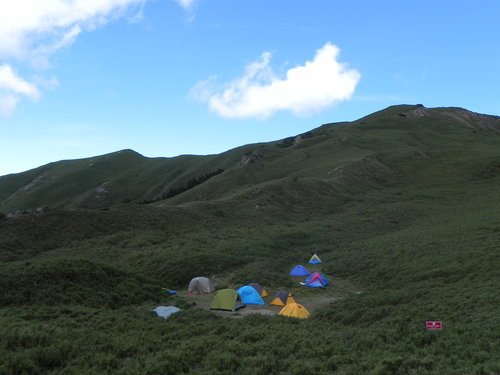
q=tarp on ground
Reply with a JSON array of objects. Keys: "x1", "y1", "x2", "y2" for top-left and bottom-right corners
[{"x1": 152, "y1": 306, "x2": 181, "y2": 319}]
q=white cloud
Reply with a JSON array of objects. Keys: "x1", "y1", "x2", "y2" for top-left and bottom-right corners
[
  {"x1": 0, "y1": 65, "x2": 39, "y2": 99},
  {"x1": 0, "y1": 0, "x2": 146, "y2": 116},
  {"x1": 0, "y1": 0, "x2": 146, "y2": 61},
  {"x1": 0, "y1": 64, "x2": 40, "y2": 116},
  {"x1": 193, "y1": 42, "x2": 361, "y2": 119},
  {"x1": 176, "y1": 0, "x2": 197, "y2": 11}
]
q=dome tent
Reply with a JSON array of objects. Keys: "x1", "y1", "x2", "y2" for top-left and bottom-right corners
[
  {"x1": 248, "y1": 282, "x2": 268, "y2": 297},
  {"x1": 308, "y1": 253, "x2": 321, "y2": 264},
  {"x1": 237, "y1": 286, "x2": 265, "y2": 305},
  {"x1": 279, "y1": 303, "x2": 310, "y2": 319},
  {"x1": 210, "y1": 289, "x2": 245, "y2": 311},
  {"x1": 188, "y1": 277, "x2": 215, "y2": 294},
  {"x1": 304, "y1": 272, "x2": 330, "y2": 288},
  {"x1": 290, "y1": 265, "x2": 310, "y2": 276},
  {"x1": 270, "y1": 291, "x2": 296, "y2": 306}
]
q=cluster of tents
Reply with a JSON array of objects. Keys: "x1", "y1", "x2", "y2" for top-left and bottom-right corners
[
  {"x1": 154, "y1": 253, "x2": 328, "y2": 320},
  {"x1": 289, "y1": 253, "x2": 329, "y2": 288},
  {"x1": 207, "y1": 282, "x2": 310, "y2": 319}
]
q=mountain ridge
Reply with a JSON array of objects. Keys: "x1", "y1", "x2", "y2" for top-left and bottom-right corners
[{"x1": 2, "y1": 104, "x2": 500, "y2": 214}]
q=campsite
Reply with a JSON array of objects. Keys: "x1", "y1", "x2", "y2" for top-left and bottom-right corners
[
  {"x1": 176, "y1": 254, "x2": 334, "y2": 319},
  {"x1": 1, "y1": 2, "x2": 500, "y2": 373}
]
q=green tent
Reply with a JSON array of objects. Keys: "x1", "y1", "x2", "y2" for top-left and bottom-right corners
[{"x1": 210, "y1": 289, "x2": 245, "y2": 311}]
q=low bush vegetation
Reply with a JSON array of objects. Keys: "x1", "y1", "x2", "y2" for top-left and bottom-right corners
[{"x1": 1, "y1": 107, "x2": 499, "y2": 373}]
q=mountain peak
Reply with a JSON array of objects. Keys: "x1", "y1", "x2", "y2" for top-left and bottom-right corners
[
  {"x1": 110, "y1": 149, "x2": 144, "y2": 157},
  {"x1": 354, "y1": 104, "x2": 500, "y2": 130}
]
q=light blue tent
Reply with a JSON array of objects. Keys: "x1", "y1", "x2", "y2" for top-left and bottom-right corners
[
  {"x1": 237, "y1": 286, "x2": 264, "y2": 305},
  {"x1": 290, "y1": 265, "x2": 310, "y2": 276},
  {"x1": 152, "y1": 306, "x2": 181, "y2": 319}
]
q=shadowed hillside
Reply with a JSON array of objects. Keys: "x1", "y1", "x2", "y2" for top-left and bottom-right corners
[
  {"x1": 2, "y1": 104, "x2": 500, "y2": 214},
  {"x1": 0, "y1": 105, "x2": 499, "y2": 374}
]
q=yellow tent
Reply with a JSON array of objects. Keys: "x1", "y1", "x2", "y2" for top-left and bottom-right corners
[
  {"x1": 270, "y1": 291, "x2": 296, "y2": 306},
  {"x1": 279, "y1": 303, "x2": 310, "y2": 319}
]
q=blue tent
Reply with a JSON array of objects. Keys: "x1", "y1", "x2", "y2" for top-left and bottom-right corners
[
  {"x1": 152, "y1": 306, "x2": 181, "y2": 319},
  {"x1": 308, "y1": 253, "x2": 322, "y2": 264},
  {"x1": 290, "y1": 265, "x2": 310, "y2": 276},
  {"x1": 306, "y1": 279, "x2": 324, "y2": 288},
  {"x1": 237, "y1": 286, "x2": 265, "y2": 305},
  {"x1": 304, "y1": 272, "x2": 330, "y2": 288}
]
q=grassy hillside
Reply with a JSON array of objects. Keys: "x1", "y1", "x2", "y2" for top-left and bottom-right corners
[
  {"x1": 0, "y1": 149, "x2": 227, "y2": 211},
  {"x1": 0, "y1": 105, "x2": 499, "y2": 374},
  {"x1": 3, "y1": 104, "x2": 499, "y2": 214}
]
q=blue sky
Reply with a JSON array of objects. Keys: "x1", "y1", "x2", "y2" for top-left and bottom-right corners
[{"x1": 1, "y1": 0, "x2": 499, "y2": 176}]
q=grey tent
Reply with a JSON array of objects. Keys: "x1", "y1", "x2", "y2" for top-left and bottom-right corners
[
  {"x1": 188, "y1": 277, "x2": 215, "y2": 294},
  {"x1": 152, "y1": 306, "x2": 181, "y2": 319}
]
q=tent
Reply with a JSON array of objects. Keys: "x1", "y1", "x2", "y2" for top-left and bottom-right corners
[
  {"x1": 270, "y1": 291, "x2": 296, "y2": 306},
  {"x1": 248, "y1": 282, "x2": 268, "y2": 297},
  {"x1": 279, "y1": 303, "x2": 310, "y2": 319},
  {"x1": 188, "y1": 277, "x2": 215, "y2": 294},
  {"x1": 290, "y1": 265, "x2": 310, "y2": 276},
  {"x1": 152, "y1": 306, "x2": 181, "y2": 319},
  {"x1": 304, "y1": 272, "x2": 330, "y2": 288},
  {"x1": 237, "y1": 286, "x2": 265, "y2": 305},
  {"x1": 210, "y1": 289, "x2": 245, "y2": 311},
  {"x1": 308, "y1": 253, "x2": 322, "y2": 264}
]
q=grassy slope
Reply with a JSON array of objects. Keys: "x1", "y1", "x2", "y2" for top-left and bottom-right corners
[
  {"x1": 0, "y1": 149, "x2": 226, "y2": 211},
  {"x1": 0, "y1": 105, "x2": 499, "y2": 374},
  {"x1": 0, "y1": 105, "x2": 415, "y2": 212}
]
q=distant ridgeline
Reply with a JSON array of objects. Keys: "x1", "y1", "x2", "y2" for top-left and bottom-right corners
[
  {"x1": 277, "y1": 131, "x2": 313, "y2": 148},
  {"x1": 141, "y1": 168, "x2": 224, "y2": 204}
]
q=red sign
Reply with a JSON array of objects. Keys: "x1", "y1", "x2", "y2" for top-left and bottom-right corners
[{"x1": 426, "y1": 321, "x2": 443, "y2": 330}]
